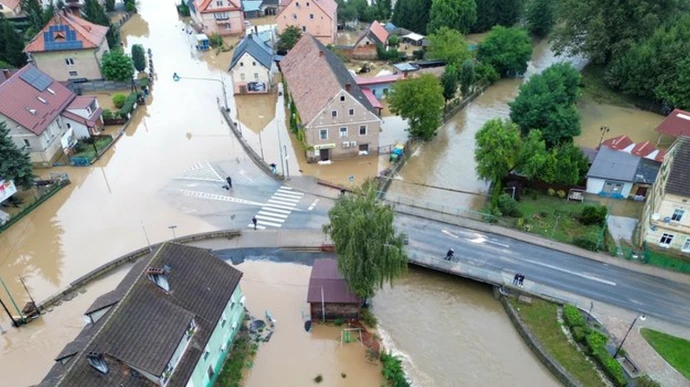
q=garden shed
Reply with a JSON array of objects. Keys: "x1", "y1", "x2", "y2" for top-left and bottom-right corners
[{"x1": 307, "y1": 259, "x2": 361, "y2": 321}]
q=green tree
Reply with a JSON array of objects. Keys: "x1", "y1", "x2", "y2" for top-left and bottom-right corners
[
  {"x1": 83, "y1": 0, "x2": 120, "y2": 48},
  {"x1": 322, "y1": 184, "x2": 407, "y2": 300},
  {"x1": 105, "y1": 0, "x2": 115, "y2": 11},
  {"x1": 551, "y1": 0, "x2": 685, "y2": 65},
  {"x1": 525, "y1": 0, "x2": 555, "y2": 38},
  {"x1": 471, "y1": 0, "x2": 524, "y2": 33},
  {"x1": 428, "y1": 0, "x2": 477, "y2": 34},
  {"x1": 391, "y1": 0, "x2": 432, "y2": 34},
  {"x1": 475, "y1": 119, "x2": 547, "y2": 201},
  {"x1": 539, "y1": 143, "x2": 590, "y2": 185},
  {"x1": 131, "y1": 44, "x2": 146, "y2": 72},
  {"x1": 508, "y1": 63, "x2": 582, "y2": 147},
  {"x1": 0, "y1": 15, "x2": 27, "y2": 67},
  {"x1": 277, "y1": 25, "x2": 302, "y2": 52},
  {"x1": 22, "y1": 0, "x2": 45, "y2": 31},
  {"x1": 0, "y1": 122, "x2": 35, "y2": 190},
  {"x1": 440, "y1": 65, "x2": 458, "y2": 103},
  {"x1": 376, "y1": 0, "x2": 392, "y2": 19},
  {"x1": 388, "y1": 74, "x2": 444, "y2": 140},
  {"x1": 606, "y1": 14, "x2": 690, "y2": 110},
  {"x1": 476, "y1": 26, "x2": 532, "y2": 77},
  {"x1": 425, "y1": 27, "x2": 471, "y2": 67},
  {"x1": 459, "y1": 59, "x2": 475, "y2": 95},
  {"x1": 387, "y1": 35, "x2": 399, "y2": 47},
  {"x1": 101, "y1": 50, "x2": 134, "y2": 82},
  {"x1": 336, "y1": 0, "x2": 358, "y2": 23}
]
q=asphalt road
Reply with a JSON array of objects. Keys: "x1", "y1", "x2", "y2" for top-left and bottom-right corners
[{"x1": 394, "y1": 213, "x2": 690, "y2": 325}]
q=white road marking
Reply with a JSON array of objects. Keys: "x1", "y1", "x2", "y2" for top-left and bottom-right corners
[
  {"x1": 239, "y1": 170, "x2": 255, "y2": 182},
  {"x1": 176, "y1": 190, "x2": 264, "y2": 206},
  {"x1": 177, "y1": 162, "x2": 226, "y2": 183},
  {"x1": 258, "y1": 210, "x2": 288, "y2": 219},
  {"x1": 256, "y1": 214, "x2": 286, "y2": 223},
  {"x1": 277, "y1": 188, "x2": 303, "y2": 196},
  {"x1": 271, "y1": 193, "x2": 301, "y2": 202},
  {"x1": 247, "y1": 224, "x2": 267, "y2": 230},
  {"x1": 523, "y1": 259, "x2": 617, "y2": 286},
  {"x1": 256, "y1": 219, "x2": 284, "y2": 227},
  {"x1": 248, "y1": 186, "x2": 304, "y2": 230},
  {"x1": 307, "y1": 199, "x2": 320, "y2": 211},
  {"x1": 268, "y1": 198, "x2": 299, "y2": 206},
  {"x1": 442, "y1": 230, "x2": 460, "y2": 239},
  {"x1": 442, "y1": 229, "x2": 509, "y2": 248}
]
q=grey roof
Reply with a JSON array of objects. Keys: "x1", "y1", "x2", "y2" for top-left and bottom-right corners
[
  {"x1": 261, "y1": 0, "x2": 279, "y2": 6},
  {"x1": 84, "y1": 258, "x2": 150, "y2": 316},
  {"x1": 580, "y1": 146, "x2": 598, "y2": 164},
  {"x1": 633, "y1": 158, "x2": 661, "y2": 185},
  {"x1": 665, "y1": 137, "x2": 690, "y2": 196},
  {"x1": 586, "y1": 146, "x2": 641, "y2": 182},
  {"x1": 242, "y1": 0, "x2": 262, "y2": 12},
  {"x1": 307, "y1": 259, "x2": 360, "y2": 304},
  {"x1": 229, "y1": 33, "x2": 273, "y2": 71},
  {"x1": 393, "y1": 63, "x2": 418, "y2": 72},
  {"x1": 43, "y1": 243, "x2": 243, "y2": 387}
]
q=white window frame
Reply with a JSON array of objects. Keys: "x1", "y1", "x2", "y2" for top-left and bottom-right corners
[
  {"x1": 683, "y1": 237, "x2": 690, "y2": 253},
  {"x1": 331, "y1": 110, "x2": 337, "y2": 118},
  {"x1": 659, "y1": 233, "x2": 674, "y2": 248},
  {"x1": 348, "y1": 108, "x2": 354, "y2": 116},
  {"x1": 671, "y1": 209, "x2": 685, "y2": 222},
  {"x1": 339, "y1": 127, "x2": 347, "y2": 138},
  {"x1": 319, "y1": 129, "x2": 328, "y2": 140},
  {"x1": 359, "y1": 125, "x2": 367, "y2": 136}
]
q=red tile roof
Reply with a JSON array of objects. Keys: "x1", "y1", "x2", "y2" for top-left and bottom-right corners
[
  {"x1": 24, "y1": 12, "x2": 109, "y2": 53},
  {"x1": 361, "y1": 88, "x2": 382, "y2": 109},
  {"x1": 61, "y1": 107, "x2": 103, "y2": 128},
  {"x1": 0, "y1": 0, "x2": 21, "y2": 10},
  {"x1": 601, "y1": 134, "x2": 633, "y2": 150},
  {"x1": 369, "y1": 21, "x2": 388, "y2": 45},
  {"x1": 0, "y1": 68, "x2": 19, "y2": 85},
  {"x1": 601, "y1": 135, "x2": 667, "y2": 162},
  {"x1": 194, "y1": 0, "x2": 241, "y2": 12},
  {"x1": 307, "y1": 259, "x2": 360, "y2": 304},
  {"x1": 354, "y1": 74, "x2": 401, "y2": 86},
  {"x1": 655, "y1": 108, "x2": 690, "y2": 138},
  {"x1": 0, "y1": 65, "x2": 75, "y2": 135},
  {"x1": 68, "y1": 96, "x2": 96, "y2": 109}
]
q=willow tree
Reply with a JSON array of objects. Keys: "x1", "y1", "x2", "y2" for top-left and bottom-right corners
[{"x1": 323, "y1": 185, "x2": 408, "y2": 300}]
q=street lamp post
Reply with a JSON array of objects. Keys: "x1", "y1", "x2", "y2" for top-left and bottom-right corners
[
  {"x1": 172, "y1": 72, "x2": 229, "y2": 112},
  {"x1": 614, "y1": 312, "x2": 646, "y2": 358},
  {"x1": 168, "y1": 225, "x2": 178, "y2": 240},
  {"x1": 598, "y1": 126, "x2": 610, "y2": 149}
]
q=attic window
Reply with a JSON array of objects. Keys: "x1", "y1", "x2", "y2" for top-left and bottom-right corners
[
  {"x1": 87, "y1": 352, "x2": 109, "y2": 374},
  {"x1": 37, "y1": 96, "x2": 47, "y2": 104},
  {"x1": 54, "y1": 31, "x2": 65, "y2": 40},
  {"x1": 47, "y1": 88, "x2": 55, "y2": 95},
  {"x1": 26, "y1": 108, "x2": 36, "y2": 115},
  {"x1": 147, "y1": 267, "x2": 170, "y2": 292}
]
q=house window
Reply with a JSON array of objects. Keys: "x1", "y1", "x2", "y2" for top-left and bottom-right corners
[
  {"x1": 295, "y1": 1, "x2": 299, "y2": 5},
  {"x1": 339, "y1": 127, "x2": 347, "y2": 137},
  {"x1": 340, "y1": 95, "x2": 345, "y2": 102},
  {"x1": 207, "y1": 365, "x2": 215, "y2": 379},
  {"x1": 203, "y1": 350, "x2": 210, "y2": 361},
  {"x1": 66, "y1": 123, "x2": 71, "y2": 129},
  {"x1": 359, "y1": 125, "x2": 367, "y2": 135},
  {"x1": 331, "y1": 110, "x2": 337, "y2": 118},
  {"x1": 359, "y1": 143, "x2": 369, "y2": 152},
  {"x1": 214, "y1": 12, "x2": 230, "y2": 20},
  {"x1": 252, "y1": 61, "x2": 256, "y2": 66},
  {"x1": 230, "y1": 301, "x2": 235, "y2": 309},
  {"x1": 221, "y1": 318, "x2": 227, "y2": 328},
  {"x1": 65, "y1": 58, "x2": 74, "y2": 66},
  {"x1": 23, "y1": 139, "x2": 31, "y2": 148},
  {"x1": 306, "y1": 1, "x2": 309, "y2": 5},
  {"x1": 216, "y1": 0, "x2": 222, "y2": 5},
  {"x1": 310, "y1": 13, "x2": 314, "y2": 20},
  {"x1": 292, "y1": 13, "x2": 297, "y2": 19},
  {"x1": 348, "y1": 108, "x2": 354, "y2": 116},
  {"x1": 240, "y1": 62, "x2": 244, "y2": 67},
  {"x1": 68, "y1": 71, "x2": 78, "y2": 76},
  {"x1": 225, "y1": 23, "x2": 231, "y2": 30},
  {"x1": 254, "y1": 73, "x2": 259, "y2": 80},
  {"x1": 302, "y1": 25, "x2": 306, "y2": 32},
  {"x1": 240, "y1": 73, "x2": 245, "y2": 80},
  {"x1": 672, "y1": 209, "x2": 685, "y2": 222},
  {"x1": 659, "y1": 233, "x2": 674, "y2": 248},
  {"x1": 319, "y1": 129, "x2": 328, "y2": 140},
  {"x1": 683, "y1": 238, "x2": 690, "y2": 253}
]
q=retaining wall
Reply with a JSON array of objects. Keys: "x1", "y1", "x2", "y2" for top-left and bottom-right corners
[
  {"x1": 499, "y1": 294, "x2": 583, "y2": 387},
  {"x1": 37, "y1": 229, "x2": 242, "y2": 310}
]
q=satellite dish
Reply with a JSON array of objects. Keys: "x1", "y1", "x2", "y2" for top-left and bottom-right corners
[{"x1": 652, "y1": 213, "x2": 661, "y2": 221}]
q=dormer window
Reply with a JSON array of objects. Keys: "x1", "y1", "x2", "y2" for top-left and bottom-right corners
[
  {"x1": 186, "y1": 319, "x2": 197, "y2": 337},
  {"x1": 147, "y1": 267, "x2": 169, "y2": 291},
  {"x1": 54, "y1": 31, "x2": 65, "y2": 40},
  {"x1": 37, "y1": 96, "x2": 47, "y2": 104},
  {"x1": 87, "y1": 352, "x2": 109, "y2": 374},
  {"x1": 26, "y1": 108, "x2": 36, "y2": 115}
]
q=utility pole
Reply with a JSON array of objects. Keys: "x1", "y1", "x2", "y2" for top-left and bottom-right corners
[
  {"x1": 0, "y1": 296, "x2": 18, "y2": 327},
  {"x1": 0, "y1": 277, "x2": 23, "y2": 318},
  {"x1": 321, "y1": 286, "x2": 325, "y2": 323},
  {"x1": 168, "y1": 225, "x2": 178, "y2": 240},
  {"x1": 18, "y1": 276, "x2": 37, "y2": 313},
  {"x1": 141, "y1": 220, "x2": 152, "y2": 252}
]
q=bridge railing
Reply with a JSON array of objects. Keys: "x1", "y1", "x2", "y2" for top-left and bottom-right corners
[{"x1": 380, "y1": 192, "x2": 496, "y2": 223}]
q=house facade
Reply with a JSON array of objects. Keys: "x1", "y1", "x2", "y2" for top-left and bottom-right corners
[
  {"x1": 350, "y1": 20, "x2": 388, "y2": 59},
  {"x1": 190, "y1": 0, "x2": 245, "y2": 36},
  {"x1": 24, "y1": 10, "x2": 110, "y2": 82},
  {"x1": 638, "y1": 138, "x2": 690, "y2": 253},
  {"x1": 585, "y1": 146, "x2": 660, "y2": 200},
  {"x1": 0, "y1": 0, "x2": 21, "y2": 17},
  {"x1": 229, "y1": 33, "x2": 276, "y2": 94},
  {"x1": 39, "y1": 243, "x2": 245, "y2": 387},
  {"x1": 277, "y1": 0, "x2": 337, "y2": 45},
  {"x1": 281, "y1": 35, "x2": 380, "y2": 162}
]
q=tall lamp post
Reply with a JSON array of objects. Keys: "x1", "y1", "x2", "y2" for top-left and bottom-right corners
[
  {"x1": 168, "y1": 225, "x2": 178, "y2": 240},
  {"x1": 598, "y1": 126, "x2": 610, "y2": 149},
  {"x1": 172, "y1": 73, "x2": 229, "y2": 112},
  {"x1": 614, "y1": 312, "x2": 646, "y2": 358}
]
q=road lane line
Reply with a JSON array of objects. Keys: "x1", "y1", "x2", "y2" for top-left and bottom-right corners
[
  {"x1": 279, "y1": 186, "x2": 293, "y2": 190},
  {"x1": 258, "y1": 210, "x2": 288, "y2": 219},
  {"x1": 256, "y1": 214, "x2": 286, "y2": 223},
  {"x1": 272, "y1": 193, "x2": 302, "y2": 201},
  {"x1": 257, "y1": 219, "x2": 283, "y2": 227},
  {"x1": 239, "y1": 170, "x2": 255, "y2": 182},
  {"x1": 247, "y1": 224, "x2": 267, "y2": 230},
  {"x1": 523, "y1": 259, "x2": 617, "y2": 286},
  {"x1": 258, "y1": 206, "x2": 291, "y2": 215}
]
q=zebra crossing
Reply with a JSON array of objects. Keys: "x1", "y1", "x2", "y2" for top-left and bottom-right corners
[
  {"x1": 176, "y1": 162, "x2": 226, "y2": 183},
  {"x1": 249, "y1": 186, "x2": 304, "y2": 230}
]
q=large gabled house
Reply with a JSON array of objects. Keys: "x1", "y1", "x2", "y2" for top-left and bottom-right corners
[
  {"x1": 0, "y1": 65, "x2": 103, "y2": 167},
  {"x1": 39, "y1": 243, "x2": 246, "y2": 387},
  {"x1": 189, "y1": 0, "x2": 245, "y2": 36},
  {"x1": 24, "y1": 9, "x2": 110, "y2": 82},
  {"x1": 280, "y1": 34, "x2": 380, "y2": 162},
  {"x1": 229, "y1": 32, "x2": 277, "y2": 94},
  {"x1": 277, "y1": 0, "x2": 337, "y2": 45}
]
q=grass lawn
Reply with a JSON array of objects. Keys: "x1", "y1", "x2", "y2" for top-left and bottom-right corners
[
  {"x1": 645, "y1": 249, "x2": 690, "y2": 274},
  {"x1": 508, "y1": 195, "x2": 603, "y2": 245},
  {"x1": 215, "y1": 330, "x2": 257, "y2": 387},
  {"x1": 640, "y1": 328, "x2": 690, "y2": 380},
  {"x1": 511, "y1": 299, "x2": 607, "y2": 387},
  {"x1": 72, "y1": 136, "x2": 114, "y2": 161},
  {"x1": 580, "y1": 64, "x2": 635, "y2": 107}
]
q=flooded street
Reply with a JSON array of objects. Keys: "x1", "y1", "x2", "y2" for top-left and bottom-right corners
[{"x1": 374, "y1": 268, "x2": 559, "y2": 386}]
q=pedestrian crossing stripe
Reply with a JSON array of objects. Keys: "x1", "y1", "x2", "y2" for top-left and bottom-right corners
[
  {"x1": 176, "y1": 161, "x2": 226, "y2": 182},
  {"x1": 249, "y1": 186, "x2": 304, "y2": 230}
]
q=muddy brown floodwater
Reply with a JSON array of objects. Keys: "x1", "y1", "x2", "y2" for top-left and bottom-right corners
[{"x1": 374, "y1": 268, "x2": 559, "y2": 386}]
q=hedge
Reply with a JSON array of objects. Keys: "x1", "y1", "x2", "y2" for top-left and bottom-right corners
[
  {"x1": 573, "y1": 237, "x2": 598, "y2": 251},
  {"x1": 118, "y1": 92, "x2": 138, "y2": 117},
  {"x1": 562, "y1": 305, "x2": 586, "y2": 328},
  {"x1": 593, "y1": 347, "x2": 627, "y2": 387},
  {"x1": 584, "y1": 330, "x2": 608, "y2": 354}
]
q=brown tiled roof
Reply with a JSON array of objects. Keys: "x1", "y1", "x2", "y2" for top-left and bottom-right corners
[
  {"x1": 44, "y1": 243, "x2": 243, "y2": 387},
  {"x1": 24, "y1": 12, "x2": 108, "y2": 53},
  {"x1": 194, "y1": 0, "x2": 241, "y2": 12},
  {"x1": 601, "y1": 134, "x2": 633, "y2": 150},
  {"x1": 665, "y1": 137, "x2": 690, "y2": 196},
  {"x1": 281, "y1": 35, "x2": 376, "y2": 125},
  {"x1": 68, "y1": 95, "x2": 95, "y2": 109},
  {"x1": 0, "y1": 65, "x2": 75, "y2": 135},
  {"x1": 655, "y1": 109, "x2": 690, "y2": 138},
  {"x1": 0, "y1": 68, "x2": 18, "y2": 85},
  {"x1": 369, "y1": 21, "x2": 388, "y2": 45},
  {"x1": 307, "y1": 259, "x2": 360, "y2": 304}
]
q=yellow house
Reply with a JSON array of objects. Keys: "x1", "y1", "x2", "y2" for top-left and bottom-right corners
[
  {"x1": 23, "y1": 10, "x2": 110, "y2": 82},
  {"x1": 638, "y1": 137, "x2": 690, "y2": 254}
]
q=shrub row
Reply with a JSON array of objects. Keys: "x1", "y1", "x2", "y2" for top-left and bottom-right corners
[
  {"x1": 573, "y1": 237, "x2": 598, "y2": 251},
  {"x1": 119, "y1": 92, "x2": 140, "y2": 117},
  {"x1": 380, "y1": 351, "x2": 410, "y2": 387}
]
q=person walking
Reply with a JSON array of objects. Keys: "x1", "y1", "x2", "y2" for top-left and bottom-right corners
[
  {"x1": 252, "y1": 216, "x2": 258, "y2": 230},
  {"x1": 445, "y1": 248, "x2": 454, "y2": 261},
  {"x1": 513, "y1": 273, "x2": 519, "y2": 285},
  {"x1": 518, "y1": 274, "x2": 525, "y2": 287},
  {"x1": 226, "y1": 177, "x2": 233, "y2": 189}
]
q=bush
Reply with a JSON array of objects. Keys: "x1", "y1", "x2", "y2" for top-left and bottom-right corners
[
  {"x1": 102, "y1": 109, "x2": 120, "y2": 120},
  {"x1": 636, "y1": 375, "x2": 662, "y2": 387},
  {"x1": 562, "y1": 304, "x2": 585, "y2": 328},
  {"x1": 209, "y1": 33, "x2": 224, "y2": 48},
  {"x1": 177, "y1": 0, "x2": 191, "y2": 16},
  {"x1": 593, "y1": 347, "x2": 627, "y2": 387},
  {"x1": 118, "y1": 92, "x2": 138, "y2": 117},
  {"x1": 547, "y1": 188, "x2": 556, "y2": 196},
  {"x1": 580, "y1": 205, "x2": 607, "y2": 226},
  {"x1": 573, "y1": 237, "x2": 598, "y2": 251},
  {"x1": 112, "y1": 93, "x2": 126, "y2": 108},
  {"x1": 313, "y1": 374, "x2": 323, "y2": 383},
  {"x1": 556, "y1": 190, "x2": 566, "y2": 199},
  {"x1": 380, "y1": 351, "x2": 410, "y2": 387},
  {"x1": 377, "y1": 44, "x2": 403, "y2": 61},
  {"x1": 497, "y1": 193, "x2": 522, "y2": 217},
  {"x1": 475, "y1": 62, "x2": 500, "y2": 85},
  {"x1": 105, "y1": 0, "x2": 115, "y2": 11},
  {"x1": 387, "y1": 35, "x2": 399, "y2": 47},
  {"x1": 412, "y1": 49, "x2": 425, "y2": 60},
  {"x1": 131, "y1": 44, "x2": 146, "y2": 72},
  {"x1": 571, "y1": 326, "x2": 587, "y2": 342},
  {"x1": 360, "y1": 308, "x2": 377, "y2": 328},
  {"x1": 125, "y1": 0, "x2": 136, "y2": 12},
  {"x1": 584, "y1": 330, "x2": 608, "y2": 354}
]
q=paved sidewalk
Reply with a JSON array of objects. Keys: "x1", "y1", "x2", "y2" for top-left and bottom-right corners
[
  {"x1": 284, "y1": 177, "x2": 690, "y2": 285},
  {"x1": 187, "y1": 228, "x2": 331, "y2": 251}
]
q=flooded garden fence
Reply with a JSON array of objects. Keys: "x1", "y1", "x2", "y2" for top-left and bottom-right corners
[{"x1": 0, "y1": 176, "x2": 70, "y2": 234}]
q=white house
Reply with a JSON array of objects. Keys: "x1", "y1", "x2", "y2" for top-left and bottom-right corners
[
  {"x1": 586, "y1": 146, "x2": 661, "y2": 200},
  {"x1": 229, "y1": 32, "x2": 277, "y2": 94}
]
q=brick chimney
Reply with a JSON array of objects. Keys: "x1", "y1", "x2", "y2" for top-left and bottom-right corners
[
  {"x1": 2, "y1": 69, "x2": 10, "y2": 79},
  {"x1": 345, "y1": 82, "x2": 351, "y2": 92},
  {"x1": 319, "y1": 50, "x2": 324, "y2": 57}
]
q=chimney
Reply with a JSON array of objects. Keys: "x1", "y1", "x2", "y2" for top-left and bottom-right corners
[
  {"x1": 2, "y1": 69, "x2": 10, "y2": 79},
  {"x1": 345, "y1": 82, "x2": 351, "y2": 92},
  {"x1": 319, "y1": 50, "x2": 324, "y2": 57}
]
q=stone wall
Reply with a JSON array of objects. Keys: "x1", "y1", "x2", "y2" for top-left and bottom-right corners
[{"x1": 310, "y1": 302, "x2": 361, "y2": 321}]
